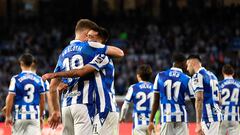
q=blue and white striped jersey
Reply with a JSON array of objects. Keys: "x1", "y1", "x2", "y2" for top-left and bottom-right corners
[
  {"x1": 54, "y1": 40, "x2": 107, "y2": 106},
  {"x1": 219, "y1": 77, "x2": 240, "y2": 121},
  {"x1": 8, "y1": 71, "x2": 46, "y2": 120},
  {"x1": 154, "y1": 67, "x2": 194, "y2": 123},
  {"x1": 192, "y1": 67, "x2": 221, "y2": 122},
  {"x1": 88, "y1": 54, "x2": 117, "y2": 125},
  {"x1": 125, "y1": 81, "x2": 154, "y2": 127}
]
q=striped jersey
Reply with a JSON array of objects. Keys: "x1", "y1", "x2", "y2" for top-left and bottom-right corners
[
  {"x1": 54, "y1": 40, "x2": 107, "y2": 106},
  {"x1": 154, "y1": 67, "x2": 194, "y2": 123},
  {"x1": 88, "y1": 54, "x2": 117, "y2": 125},
  {"x1": 125, "y1": 81, "x2": 154, "y2": 127},
  {"x1": 219, "y1": 77, "x2": 240, "y2": 121},
  {"x1": 191, "y1": 67, "x2": 221, "y2": 122},
  {"x1": 8, "y1": 71, "x2": 46, "y2": 120}
]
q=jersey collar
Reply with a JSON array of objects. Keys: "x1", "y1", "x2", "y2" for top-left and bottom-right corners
[
  {"x1": 70, "y1": 40, "x2": 83, "y2": 44},
  {"x1": 170, "y1": 67, "x2": 183, "y2": 72},
  {"x1": 224, "y1": 76, "x2": 233, "y2": 79},
  {"x1": 21, "y1": 70, "x2": 34, "y2": 74}
]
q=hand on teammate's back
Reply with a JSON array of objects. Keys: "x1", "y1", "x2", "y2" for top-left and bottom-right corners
[{"x1": 48, "y1": 111, "x2": 61, "y2": 129}]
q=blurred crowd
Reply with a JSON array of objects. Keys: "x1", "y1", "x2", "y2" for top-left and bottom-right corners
[{"x1": 0, "y1": 6, "x2": 240, "y2": 111}]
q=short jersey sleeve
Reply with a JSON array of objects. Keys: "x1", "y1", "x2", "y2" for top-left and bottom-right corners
[
  {"x1": 88, "y1": 54, "x2": 110, "y2": 71},
  {"x1": 153, "y1": 73, "x2": 160, "y2": 93},
  {"x1": 88, "y1": 42, "x2": 107, "y2": 54},
  {"x1": 40, "y1": 79, "x2": 46, "y2": 94},
  {"x1": 125, "y1": 85, "x2": 134, "y2": 102},
  {"x1": 8, "y1": 76, "x2": 16, "y2": 94},
  {"x1": 54, "y1": 55, "x2": 64, "y2": 73},
  {"x1": 186, "y1": 77, "x2": 195, "y2": 98},
  {"x1": 44, "y1": 80, "x2": 50, "y2": 92},
  {"x1": 192, "y1": 73, "x2": 204, "y2": 93}
]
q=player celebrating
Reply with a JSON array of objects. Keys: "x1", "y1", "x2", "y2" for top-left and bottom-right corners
[
  {"x1": 5, "y1": 53, "x2": 46, "y2": 135},
  {"x1": 120, "y1": 64, "x2": 153, "y2": 135},
  {"x1": 148, "y1": 53, "x2": 195, "y2": 135},
  {"x1": 43, "y1": 27, "x2": 120, "y2": 135},
  {"x1": 219, "y1": 64, "x2": 240, "y2": 135},
  {"x1": 186, "y1": 55, "x2": 221, "y2": 135},
  {"x1": 48, "y1": 19, "x2": 123, "y2": 135}
]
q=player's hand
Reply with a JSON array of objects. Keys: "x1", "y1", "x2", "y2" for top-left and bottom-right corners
[
  {"x1": 148, "y1": 122, "x2": 155, "y2": 135},
  {"x1": 119, "y1": 118, "x2": 125, "y2": 123},
  {"x1": 5, "y1": 116, "x2": 13, "y2": 127},
  {"x1": 57, "y1": 82, "x2": 68, "y2": 93},
  {"x1": 195, "y1": 123, "x2": 205, "y2": 135},
  {"x1": 1, "y1": 106, "x2": 6, "y2": 116},
  {"x1": 48, "y1": 111, "x2": 61, "y2": 129},
  {"x1": 42, "y1": 73, "x2": 56, "y2": 81},
  {"x1": 40, "y1": 117, "x2": 44, "y2": 130}
]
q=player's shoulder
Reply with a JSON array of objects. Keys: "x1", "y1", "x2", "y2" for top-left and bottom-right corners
[{"x1": 87, "y1": 41, "x2": 105, "y2": 49}]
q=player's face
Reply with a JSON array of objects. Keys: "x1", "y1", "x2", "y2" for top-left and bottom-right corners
[
  {"x1": 87, "y1": 30, "x2": 102, "y2": 43},
  {"x1": 81, "y1": 29, "x2": 91, "y2": 41},
  {"x1": 186, "y1": 60, "x2": 195, "y2": 75}
]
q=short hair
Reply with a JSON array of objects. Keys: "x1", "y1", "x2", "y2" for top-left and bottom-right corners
[
  {"x1": 222, "y1": 64, "x2": 234, "y2": 75},
  {"x1": 98, "y1": 27, "x2": 109, "y2": 44},
  {"x1": 187, "y1": 54, "x2": 202, "y2": 62},
  {"x1": 172, "y1": 53, "x2": 186, "y2": 63},
  {"x1": 137, "y1": 64, "x2": 152, "y2": 81},
  {"x1": 31, "y1": 58, "x2": 37, "y2": 70},
  {"x1": 18, "y1": 53, "x2": 34, "y2": 67},
  {"x1": 75, "y1": 19, "x2": 99, "y2": 32}
]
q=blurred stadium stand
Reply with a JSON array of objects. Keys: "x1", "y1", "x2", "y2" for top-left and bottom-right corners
[{"x1": 0, "y1": 0, "x2": 240, "y2": 123}]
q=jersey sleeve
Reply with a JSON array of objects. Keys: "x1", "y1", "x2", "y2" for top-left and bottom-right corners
[
  {"x1": 192, "y1": 73, "x2": 204, "y2": 93},
  {"x1": 125, "y1": 85, "x2": 134, "y2": 102},
  {"x1": 39, "y1": 79, "x2": 46, "y2": 94},
  {"x1": 44, "y1": 80, "x2": 50, "y2": 92},
  {"x1": 8, "y1": 77, "x2": 16, "y2": 94},
  {"x1": 186, "y1": 77, "x2": 195, "y2": 98},
  {"x1": 88, "y1": 54, "x2": 110, "y2": 71},
  {"x1": 88, "y1": 42, "x2": 107, "y2": 54},
  {"x1": 153, "y1": 73, "x2": 160, "y2": 93},
  {"x1": 54, "y1": 55, "x2": 64, "y2": 73}
]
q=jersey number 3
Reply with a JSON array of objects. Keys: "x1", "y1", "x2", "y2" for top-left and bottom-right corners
[{"x1": 24, "y1": 84, "x2": 35, "y2": 103}]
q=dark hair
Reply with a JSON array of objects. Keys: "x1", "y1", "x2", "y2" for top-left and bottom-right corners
[
  {"x1": 187, "y1": 54, "x2": 202, "y2": 62},
  {"x1": 137, "y1": 64, "x2": 152, "y2": 81},
  {"x1": 98, "y1": 27, "x2": 109, "y2": 44},
  {"x1": 222, "y1": 64, "x2": 234, "y2": 75},
  {"x1": 75, "y1": 19, "x2": 99, "y2": 32},
  {"x1": 31, "y1": 58, "x2": 37, "y2": 70},
  {"x1": 18, "y1": 53, "x2": 34, "y2": 67},
  {"x1": 172, "y1": 53, "x2": 186, "y2": 63}
]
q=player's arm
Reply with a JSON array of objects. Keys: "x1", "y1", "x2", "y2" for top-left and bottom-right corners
[
  {"x1": 195, "y1": 91, "x2": 203, "y2": 125},
  {"x1": 148, "y1": 74, "x2": 160, "y2": 135},
  {"x1": 88, "y1": 42, "x2": 124, "y2": 58},
  {"x1": 42, "y1": 54, "x2": 110, "y2": 80},
  {"x1": 119, "y1": 101, "x2": 130, "y2": 122},
  {"x1": 48, "y1": 78, "x2": 61, "y2": 129},
  {"x1": 5, "y1": 93, "x2": 15, "y2": 126},
  {"x1": 39, "y1": 94, "x2": 45, "y2": 120},
  {"x1": 119, "y1": 86, "x2": 134, "y2": 122},
  {"x1": 106, "y1": 46, "x2": 124, "y2": 58}
]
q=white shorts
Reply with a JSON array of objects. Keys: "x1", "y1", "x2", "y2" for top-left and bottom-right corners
[
  {"x1": 160, "y1": 122, "x2": 189, "y2": 135},
  {"x1": 62, "y1": 104, "x2": 95, "y2": 135},
  {"x1": 12, "y1": 119, "x2": 40, "y2": 135},
  {"x1": 219, "y1": 121, "x2": 240, "y2": 135},
  {"x1": 93, "y1": 112, "x2": 119, "y2": 135},
  {"x1": 201, "y1": 121, "x2": 220, "y2": 135},
  {"x1": 133, "y1": 125, "x2": 148, "y2": 135}
]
